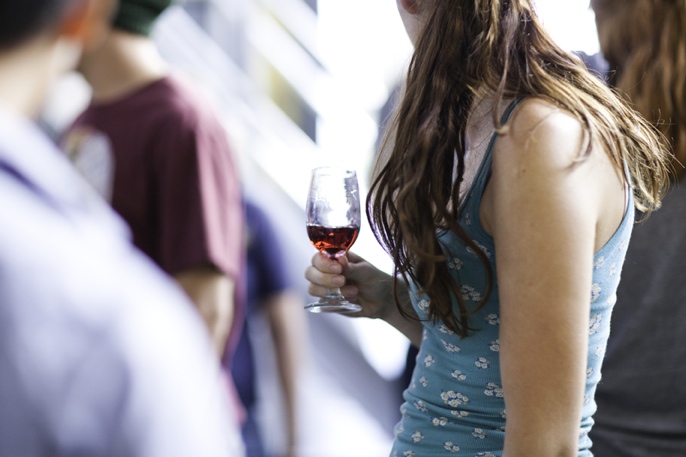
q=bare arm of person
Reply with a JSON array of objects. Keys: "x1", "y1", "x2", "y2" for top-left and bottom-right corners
[
  {"x1": 482, "y1": 99, "x2": 626, "y2": 457},
  {"x1": 263, "y1": 290, "x2": 307, "y2": 457},
  {"x1": 175, "y1": 265, "x2": 234, "y2": 357},
  {"x1": 305, "y1": 251, "x2": 424, "y2": 347}
]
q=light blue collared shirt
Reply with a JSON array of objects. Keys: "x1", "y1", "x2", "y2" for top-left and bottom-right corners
[{"x1": 0, "y1": 106, "x2": 244, "y2": 457}]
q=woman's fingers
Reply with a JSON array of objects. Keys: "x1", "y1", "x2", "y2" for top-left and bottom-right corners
[
  {"x1": 305, "y1": 252, "x2": 367, "y2": 302},
  {"x1": 305, "y1": 253, "x2": 345, "y2": 296},
  {"x1": 311, "y1": 252, "x2": 343, "y2": 274},
  {"x1": 306, "y1": 280, "x2": 332, "y2": 299}
]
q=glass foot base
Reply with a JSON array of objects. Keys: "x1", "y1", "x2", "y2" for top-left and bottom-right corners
[{"x1": 305, "y1": 301, "x2": 362, "y2": 314}]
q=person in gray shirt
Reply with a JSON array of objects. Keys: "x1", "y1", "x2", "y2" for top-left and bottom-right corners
[
  {"x1": 585, "y1": 0, "x2": 686, "y2": 455},
  {"x1": 0, "y1": 1, "x2": 245, "y2": 455}
]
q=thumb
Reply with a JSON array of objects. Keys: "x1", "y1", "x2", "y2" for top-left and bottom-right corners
[{"x1": 345, "y1": 250, "x2": 365, "y2": 264}]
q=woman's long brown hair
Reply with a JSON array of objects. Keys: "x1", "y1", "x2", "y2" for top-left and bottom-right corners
[
  {"x1": 593, "y1": 0, "x2": 686, "y2": 180},
  {"x1": 368, "y1": 0, "x2": 671, "y2": 336}
]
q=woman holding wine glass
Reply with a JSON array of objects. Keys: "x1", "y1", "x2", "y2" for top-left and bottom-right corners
[{"x1": 304, "y1": 0, "x2": 671, "y2": 456}]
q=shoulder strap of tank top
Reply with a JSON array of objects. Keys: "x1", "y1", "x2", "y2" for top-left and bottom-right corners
[{"x1": 463, "y1": 98, "x2": 524, "y2": 213}]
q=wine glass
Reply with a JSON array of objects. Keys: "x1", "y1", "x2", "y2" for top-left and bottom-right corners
[{"x1": 305, "y1": 167, "x2": 362, "y2": 313}]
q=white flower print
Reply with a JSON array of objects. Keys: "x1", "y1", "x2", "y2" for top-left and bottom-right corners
[
  {"x1": 472, "y1": 428, "x2": 487, "y2": 439},
  {"x1": 442, "y1": 340, "x2": 461, "y2": 353},
  {"x1": 484, "y1": 383, "x2": 504, "y2": 398},
  {"x1": 461, "y1": 284, "x2": 482, "y2": 302},
  {"x1": 590, "y1": 283, "x2": 602, "y2": 303},
  {"x1": 476, "y1": 241, "x2": 491, "y2": 257},
  {"x1": 418, "y1": 299, "x2": 430, "y2": 313},
  {"x1": 438, "y1": 324, "x2": 454, "y2": 335},
  {"x1": 465, "y1": 213, "x2": 472, "y2": 226},
  {"x1": 411, "y1": 431, "x2": 424, "y2": 443},
  {"x1": 448, "y1": 257, "x2": 464, "y2": 271},
  {"x1": 400, "y1": 405, "x2": 408, "y2": 418},
  {"x1": 394, "y1": 422, "x2": 404, "y2": 436},
  {"x1": 451, "y1": 410, "x2": 470, "y2": 419},
  {"x1": 586, "y1": 368, "x2": 594, "y2": 379},
  {"x1": 403, "y1": 450, "x2": 415, "y2": 457},
  {"x1": 594, "y1": 346, "x2": 603, "y2": 357},
  {"x1": 589, "y1": 314, "x2": 602, "y2": 335},
  {"x1": 444, "y1": 442, "x2": 461, "y2": 453},
  {"x1": 441, "y1": 391, "x2": 470, "y2": 407},
  {"x1": 609, "y1": 262, "x2": 617, "y2": 276},
  {"x1": 500, "y1": 410, "x2": 507, "y2": 420},
  {"x1": 414, "y1": 400, "x2": 428, "y2": 412},
  {"x1": 485, "y1": 313, "x2": 500, "y2": 325},
  {"x1": 432, "y1": 417, "x2": 449, "y2": 427},
  {"x1": 467, "y1": 241, "x2": 491, "y2": 258},
  {"x1": 424, "y1": 354, "x2": 435, "y2": 368},
  {"x1": 451, "y1": 370, "x2": 467, "y2": 381},
  {"x1": 419, "y1": 376, "x2": 429, "y2": 387},
  {"x1": 594, "y1": 256, "x2": 605, "y2": 269},
  {"x1": 477, "y1": 453, "x2": 496, "y2": 457},
  {"x1": 475, "y1": 357, "x2": 491, "y2": 369},
  {"x1": 489, "y1": 339, "x2": 500, "y2": 352}
]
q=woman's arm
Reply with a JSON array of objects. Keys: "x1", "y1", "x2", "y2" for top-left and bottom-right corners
[
  {"x1": 305, "y1": 251, "x2": 424, "y2": 346},
  {"x1": 483, "y1": 100, "x2": 625, "y2": 457}
]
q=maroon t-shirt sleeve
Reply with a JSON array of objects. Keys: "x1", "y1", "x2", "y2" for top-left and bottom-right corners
[{"x1": 152, "y1": 107, "x2": 243, "y2": 281}]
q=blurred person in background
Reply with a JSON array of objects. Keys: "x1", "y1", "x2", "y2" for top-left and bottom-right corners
[
  {"x1": 231, "y1": 197, "x2": 307, "y2": 457},
  {"x1": 60, "y1": 0, "x2": 248, "y2": 440},
  {"x1": 582, "y1": 1, "x2": 686, "y2": 455},
  {"x1": 60, "y1": 0, "x2": 245, "y2": 364},
  {"x1": 0, "y1": 0, "x2": 244, "y2": 455},
  {"x1": 305, "y1": 0, "x2": 671, "y2": 455}
]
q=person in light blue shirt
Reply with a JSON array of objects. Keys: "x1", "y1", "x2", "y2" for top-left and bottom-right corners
[
  {"x1": 0, "y1": 1, "x2": 244, "y2": 455},
  {"x1": 305, "y1": 0, "x2": 671, "y2": 456}
]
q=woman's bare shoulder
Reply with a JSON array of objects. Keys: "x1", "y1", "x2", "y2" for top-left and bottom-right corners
[{"x1": 495, "y1": 97, "x2": 588, "y2": 168}]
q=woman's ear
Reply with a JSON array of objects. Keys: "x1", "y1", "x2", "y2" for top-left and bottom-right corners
[
  {"x1": 399, "y1": 0, "x2": 420, "y2": 15},
  {"x1": 58, "y1": 0, "x2": 117, "y2": 51}
]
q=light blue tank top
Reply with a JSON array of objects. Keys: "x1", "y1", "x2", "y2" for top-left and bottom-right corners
[{"x1": 391, "y1": 100, "x2": 634, "y2": 457}]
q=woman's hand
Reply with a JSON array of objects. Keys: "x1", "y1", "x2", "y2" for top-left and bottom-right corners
[
  {"x1": 304, "y1": 251, "x2": 423, "y2": 345},
  {"x1": 305, "y1": 251, "x2": 391, "y2": 318}
]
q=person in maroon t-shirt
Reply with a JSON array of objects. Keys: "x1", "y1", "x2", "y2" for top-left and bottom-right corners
[{"x1": 61, "y1": 0, "x2": 245, "y2": 363}]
